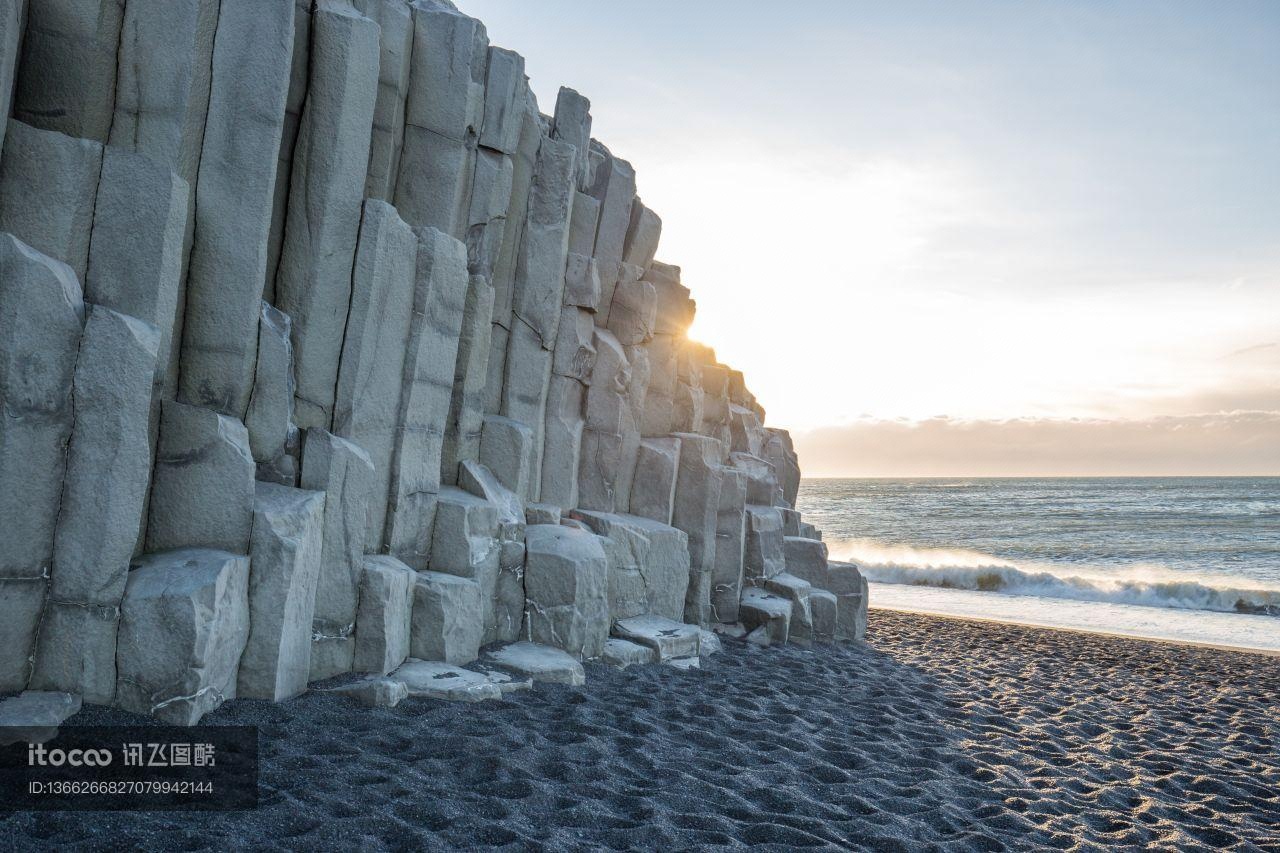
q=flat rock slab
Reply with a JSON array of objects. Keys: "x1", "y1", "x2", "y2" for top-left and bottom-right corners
[
  {"x1": 484, "y1": 642, "x2": 586, "y2": 686},
  {"x1": 601, "y1": 638, "x2": 656, "y2": 669},
  {"x1": 666, "y1": 656, "x2": 700, "y2": 671},
  {"x1": 612, "y1": 615, "x2": 700, "y2": 661},
  {"x1": 329, "y1": 676, "x2": 409, "y2": 709},
  {"x1": 392, "y1": 659, "x2": 505, "y2": 703},
  {"x1": 740, "y1": 588, "x2": 792, "y2": 646},
  {"x1": 0, "y1": 692, "x2": 82, "y2": 745}
]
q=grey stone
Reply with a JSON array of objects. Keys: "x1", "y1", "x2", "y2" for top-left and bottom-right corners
[
  {"x1": 766, "y1": 428, "x2": 802, "y2": 507},
  {"x1": 526, "y1": 503, "x2": 561, "y2": 526},
  {"x1": 245, "y1": 303, "x2": 296, "y2": 463},
  {"x1": 587, "y1": 143, "x2": 635, "y2": 268},
  {"x1": 393, "y1": 658, "x2": 501, "y2": 701},
  {"x1": 454, "y1": 462, "x2": 527, "y2": 645},
  {"x1": 0, "y1": 691, "x2": 82, "y2": 746},
  {"x1": 539, "y1": 375, "x2": 584, "y2": 509},
  {"x1": 523, "y1": 524, "x2": 609, "y2": 659},
  {"x1": 647, "y1": 263, "x2": 693, "y2": 335},
  {"x1": 301, "y1": 429, "x2": 376, "y2": 681},
  {"x1": 13, "y1": 0, "x2": 123, "y2": 140},
  {"x1": 331, "y1": 675, "x2": 408, "y2": 708},
  {"x1": 490, "y1": 87, "x2": 542, "y2": 327},
  {"x1": 780, "y1": 507, "x2": 802, "y2": 537},
  {"x1": 115, "y1": 549, "x2": 250, "y2": 725},
  {"x1": 479, "y1": 414, "x2": 533, "y2": 499},
  {"x1": 784, "y1": 536, "x2": 831, "y2": 589},
  {"x1": 666, "y1": 656, "x2": 700, "y2": 671},
  {"x1": 353, "y1": 555, "x2": 415, "y2": 675},
  {"x1": 563, "y1": 252, "x2": 601, "y2": 311},
  {"x1": 730, "y1": 451, "x2": 779, "y2": 505},
  {"x1": 764, "y1": 572, "x2": 814, "y2": 646},
  {"x1": 612, "y1": 615, "x2": 700, "y2": 661},
  {"x1": 499, "y1": 318, "x2": 552, "y2": 491},
  {"x1": 485, "y1": 641, "x2": 585, "y2": 686},
  {"x1": 671, "y1": 433, "x2": 725, "y2": 626},
  {"x1": 238, "y1": 484, "x2": 325, "y2": 701},
  {"x1": 629, "y1": 437, "x2": 681, "y2": 526},
  {"x1": 109, "y1": 0, "x2": 219, "y2": 181},
  {"x1": 179, "y1": 0, "x2": 294, "y2": 417},
  {"x1": 26, "y1": 603, "x2": 118, "y2": 707},
  {"x1": 729, "y1": 406, "x2": 766, "y2": 457},
  {"x1": 0, "y1": 120, "x2": 102, "y2": 281},
  {"x1": 0, "y1": 0, "x2": 22, "y2": 160},
  {"x1": 442, "y1": 273, "x2": 496, "y2": 483},
  {"x1": 567, "y1": 191, "x2": 601, "y2": 258},
  {"x1": 395, "y1": 0, "x2": 488, "y2": 234},
  {"x1": 811, "y1": 589, "x2": 837, "y2": 643},
  {"x1": 623, "y1": 201, "x2": 661, "y2": 268},
  {"x1": 606, "y1": 278, "x2": 656, "y2": 346},
  {"x1": 800, "y1": 522, "x2": 822, "y2": 540},
  {"x1": 274, "y1": 1, "x2": 379, "y2": 431},
  {"x1": 569, "y1": 510, "x2": 689, "y2": 623},
  {"x1": 146, "y1": 400, "x2": 254, "y2": 554},
  {"x1": 332, "y1": 200, "x2": 418, "y2": 551},
  {"x1": 577, "y1": 428, "x2": 639, "y2": 514},
  {"x1": 354, "y1": 0, "x2": 413, "y2": 200},
  {"x1": 739, "y1": 587, "x2": 791, "y2": 646},
  {"x1": 551, "y1": 86, "x2": 591, "y2": 190},
  {"x1": 85, "y1": 147, "x2": 189, "y2": 400},
  {"x1": 480, "y1": 46, "x2": 525, "y2": 155},
  {"x1": 711, "y1": 467, "x2": 747, "y2": 624},
  {"x1": 828, "y1": 561, "x2": 868, "y2": 641},
  {"x1": 745, "y1": 625, "x2": 771, "y2": 646},
  {"x1": 584, "y1": 329, "x2": 629, "y2": 432},
  {"x1": 512, "y1": 135, "x2": 576, "y2": 345},
  {"x1": 698, "y1": 628, "x2": 723, "y2": 656},
  {"x1": 601, "y1": 638, "x2": 655, "y2": 668},
  {"x1": 384, "y1": 226, "x2": 468, "y2": 567},
  {"x1": 744, "y1": 505, "x2": 787, "y2": 581},
  {"x1": 410, "y1": 571, "x2": 484, "y2": 665},
  {"x1": 551, "y1": 306, "x2": 597, "y2": 382}
]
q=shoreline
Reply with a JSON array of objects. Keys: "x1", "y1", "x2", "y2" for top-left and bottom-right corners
[{"x1": 870, "y1": 603, "x2": 1280, "y2": 658}]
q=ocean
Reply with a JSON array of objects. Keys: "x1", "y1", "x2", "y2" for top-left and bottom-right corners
[{"x1": 797, "y1": 477, "x2": 1280, "y2": 652}]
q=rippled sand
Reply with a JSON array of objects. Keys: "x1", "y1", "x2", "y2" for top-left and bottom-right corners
[{"x1": 6, "y1": 610, "x2": 1278, "y2": 850}]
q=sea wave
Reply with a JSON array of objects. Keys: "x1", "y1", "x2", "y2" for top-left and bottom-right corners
[{"x1": 827, "y1": 540, "x2": 1280, "y2": 617}]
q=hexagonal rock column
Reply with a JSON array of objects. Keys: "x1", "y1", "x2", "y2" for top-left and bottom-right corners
[
  {"x1": 429, "y1": 486, "x2": 508, "y2": 643},
  {"x1": 783, "y1": 536, "x2": 831, "y2": 590},
  {"x1": 710, "y1": 467, "x2": 747, "y2": 624},
  {"x1": 410, "y1": 571, "x2": 484, "y2": 665},
  {"x1": 301, "y1": 429, "x2": 376, "y2": 680},
  {"x1": 238, "y1": 484, "x2": 326, "y2": 701},
  {"x1": 629, "y1": 436, "x2": 680, "y2": 526},
  {"x1": 115, "y1": 549, "x2": 251, "y2": 725},
  {"x1": 811, "y1": 589, "x2": 838, "y2": 643},
  {"x1": 827, "y1": 561, "x2": 869, "y2": 642},
  {"x1": 763, "y1": 573, "x2": 815, "y2": 647},
  {"x1": 145, "y1": 400, "x2": 255, "y2": 555},
  {"x1": 569, "y1": 510, "x2": 689, "y2": 624},
  {"x1": 353, "y1": 555, "x2": 415, "y2": 675},
  {"x1": 739, "y1": 587, "x2": 791, "y2": 646},
  {"x1": 522, "y1": 524, "x2": 609, "y2": 660},
  {"x1": 747, "y1": 502, "x2": 783, "y2": 581},
  {"x1": 29, "y1": 306, "x2": 160, "y2": 704},
  {"x1": 670, "y1": 433, "x2": 725, "y2": 627},
  {"x1": 0, "y1": 235, "x2": 84, "y2": 693}
]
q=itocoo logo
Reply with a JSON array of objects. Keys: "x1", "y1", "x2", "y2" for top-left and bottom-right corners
[{"x1": 28, "y1": 743, "x2": 113, "y2": 767}]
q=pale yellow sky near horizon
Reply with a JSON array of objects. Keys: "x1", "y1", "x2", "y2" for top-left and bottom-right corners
[{"x1": 461, "y1": 0, "x2": 1280, "y2": 476}]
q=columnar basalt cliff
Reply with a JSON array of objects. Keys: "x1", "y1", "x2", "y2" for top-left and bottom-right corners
[{"x1": 0, "y1": 0, "x2": 866, "y2": 722}]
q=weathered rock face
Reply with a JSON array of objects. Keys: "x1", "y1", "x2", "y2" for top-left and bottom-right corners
[{"x1": 0, "y1": 0, "x2": 838, "y2": 721}]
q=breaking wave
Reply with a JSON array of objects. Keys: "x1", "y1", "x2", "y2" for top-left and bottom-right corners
[{"x1": 827, "y1": 541, "x2": 1280, "y2": 617}]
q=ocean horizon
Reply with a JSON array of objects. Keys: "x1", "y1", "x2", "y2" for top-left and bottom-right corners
[{"x1": 798, "y1": 475, "x2": 1280, "y2": 652}]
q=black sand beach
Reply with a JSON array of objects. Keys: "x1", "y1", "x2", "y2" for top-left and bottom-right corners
[{"x1": 6, "y1": 610, "x2": 1278, "y2": 851}]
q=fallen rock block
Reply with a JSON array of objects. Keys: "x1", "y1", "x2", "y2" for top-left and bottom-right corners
[
  {"x1": 745, "y1": 626, "x2": 771, "y2": 646},
  {"x1": 392, "y1": 659, "x2": 503, "y2": 703},
  {"x1": 811, "y1": 589, "x2": 837, "y2": 643},
  {"x1": 612, "y1": 615, "x2": 700, "y2": 661},
  {"x1": 330, "y1": 676, "x2": 409, "y2": 709},
  {"x1": 0, "y1": 692, "x2": 83, "y2": 746},
  {"x1": 353, "y1": 555, "x2": 416, "y2": 675},
  {"x1": 763, "y1": 573, "x2": 814, "y2": 646},
  {"x1": 115, "y1": 549, "x2": 251, "y2": 725},
  {"x1": 601, "y1": 638, "x2": 655, "y2": 669},
  {"x1": 666, "y1": 657, "x2": 700, "y2": 671},
  {"x1": 485, "y1": 641, "x2": 586, "y2": 686},
  {"x1": 784, "y1": 536, "x2": 831, "y2": 590},
  {"x1": 523, "y1": 524, "x2": 609, "y2": 659},
  {"x1": 699, "y1": 629, "x2": 723, "y2": 656},
  {"x1": 739, "y1": 587, "x2": 791, "y2": 646},
  {"x1": 526, "y1": 503, "x2": 561, "y2": 526},
  {"x1": 410, "y1": 571, "x2": 484, "y2": 665}
]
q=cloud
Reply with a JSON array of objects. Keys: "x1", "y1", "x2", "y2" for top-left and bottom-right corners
[{"x1": 794, "y1": 411, "x2": 1280, "y2": 477}]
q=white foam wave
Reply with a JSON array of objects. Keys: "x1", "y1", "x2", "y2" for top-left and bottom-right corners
[{"x1": 827, "y1": 540, "x2": 1280, "y2": 617}]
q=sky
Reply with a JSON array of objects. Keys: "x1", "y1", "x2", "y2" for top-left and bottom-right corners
[{"x1": 460, "y1": 0, "x2": 1280, "y2": 476}]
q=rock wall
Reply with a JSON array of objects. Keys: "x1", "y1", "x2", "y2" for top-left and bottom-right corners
[{"x1": 0, "y1": 0, "x2": 865, "y2": 721}]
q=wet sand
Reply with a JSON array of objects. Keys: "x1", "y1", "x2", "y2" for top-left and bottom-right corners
[{"x1": 5, "y1": 609, "x2": 1278, "y2": 850}]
